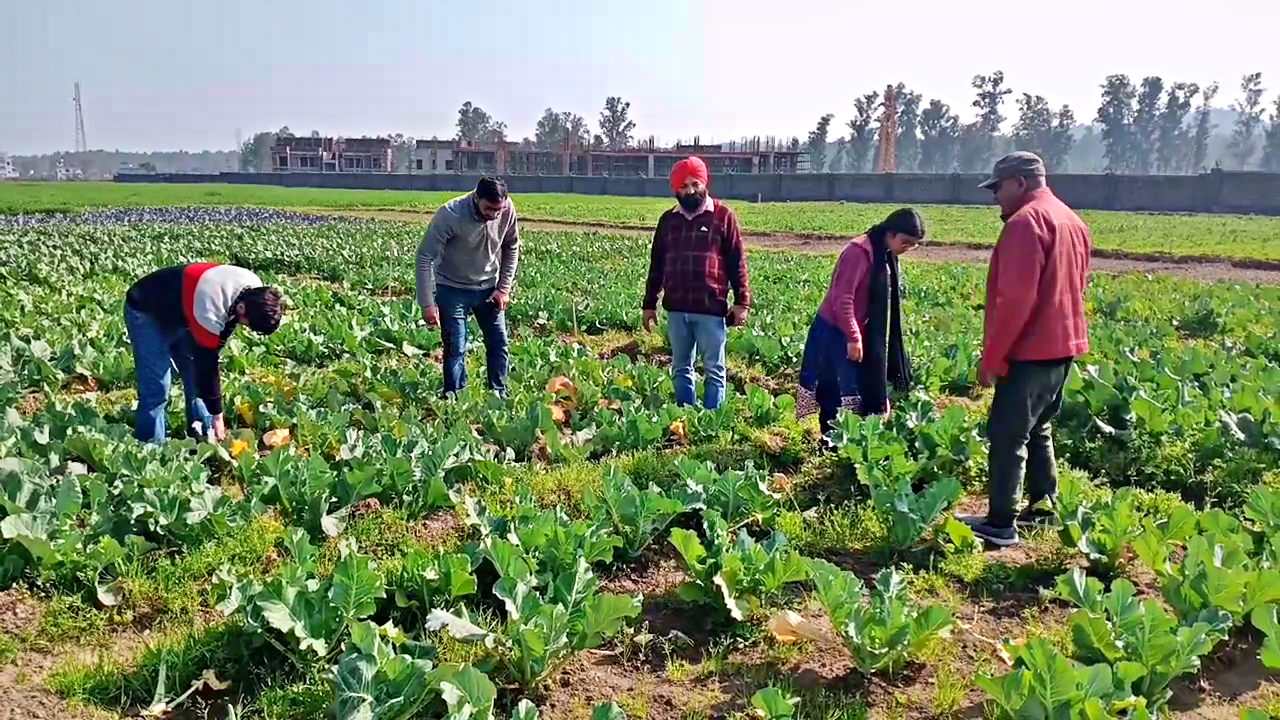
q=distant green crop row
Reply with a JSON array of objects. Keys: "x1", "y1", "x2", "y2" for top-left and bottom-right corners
[{"x1": 2, "y1": 181, "x2": 1279, "y2": 261}]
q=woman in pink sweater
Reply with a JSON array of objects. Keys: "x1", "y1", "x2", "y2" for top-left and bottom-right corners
[{"x1": 796, "y1": 208, "x2": 926, "y2": 436}]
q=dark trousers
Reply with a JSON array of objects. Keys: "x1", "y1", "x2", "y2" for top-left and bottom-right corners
[{"x1": 986, "y1": 358, "x2": 1072, "y2": 528}]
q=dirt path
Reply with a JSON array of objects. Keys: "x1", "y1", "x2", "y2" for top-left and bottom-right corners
[{"x1": 318, "y1": 208, "x2": 1280, "y2": 285}]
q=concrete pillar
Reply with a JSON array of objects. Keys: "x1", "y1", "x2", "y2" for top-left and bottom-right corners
[{"x1": 647, "y1": 154, "x2": 655, "y2": 178}]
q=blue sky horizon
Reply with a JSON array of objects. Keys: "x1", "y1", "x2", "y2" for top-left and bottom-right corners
[{"x1": 3, "y1": 0, "x2": 1278, "y2": 155}]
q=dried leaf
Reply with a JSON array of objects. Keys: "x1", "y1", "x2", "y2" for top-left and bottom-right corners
[
  {"x1": 767, "y1": 610, "x2": 829, "y2": 643},
  {"x1": 200, "y1": 669, "x2": 231, "y2": 691},
  {"x1": 263, "y1": 428, "x2": 291, "y2": 448},
  {"x1": 546, "y1": 375, "x2": 578, "y2": 399},
  {"x1": 550, "y1": 402, "x2": 570, "y2": 424},
  {"x1": 669, "y1": 419, "x2": 688, "y2": 444}
]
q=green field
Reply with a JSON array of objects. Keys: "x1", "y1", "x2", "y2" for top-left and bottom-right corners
[
  {"x1": 4, "y1": 180, "x2": 1280, "y2": 261},
  {"x1": 0, "y1": 203, "x2": 1278, "y2": 719}
]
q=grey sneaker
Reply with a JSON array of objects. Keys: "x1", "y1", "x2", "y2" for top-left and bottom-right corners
[{"x1": 960, "y1": 516, "x2": 1021, "y2": 547}]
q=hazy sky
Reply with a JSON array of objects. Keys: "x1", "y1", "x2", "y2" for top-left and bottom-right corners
[{"x1": 3, "y1": 0, "x2": 1278, "y2": 155}]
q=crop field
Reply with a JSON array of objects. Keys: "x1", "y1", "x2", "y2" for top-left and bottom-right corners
[
  {"x1": 0, "y1": 200, "x2": 1278, "y2": 720},
  {"x1": 4, "y1": 181, "x2": 1280, "y2": 262}
]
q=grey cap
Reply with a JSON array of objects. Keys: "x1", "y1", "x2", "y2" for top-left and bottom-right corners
[{"x1": 978, "y1": 151, "x2": 1046, "y2": 189}]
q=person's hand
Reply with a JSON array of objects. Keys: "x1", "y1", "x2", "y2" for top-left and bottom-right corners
[
  {"x1": 422, "y1": 304, "x2": 440, "y2": 328},
  {"x1": 489, "y1": 289, "x2": 510, "y2": 312},
  {"x1": 846, "y1": 341, "x2": 863, "y2": 361},
  {"x1": 642, "y1": 309, "x2": 658, "y2": 332},
  {"x1": 978, "y1": 363, "x2": 996, "y2": 388},
  {"x1": 728, "y1": 304, "x2": 750, "y2": 327},
  {"x1": 212, "y1": 414, "x2": 227, "y2": 442}
]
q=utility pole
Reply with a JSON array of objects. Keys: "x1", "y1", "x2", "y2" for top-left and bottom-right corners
[{"x1": 73, "y1": 82, "x2": 88, "y2": 153}]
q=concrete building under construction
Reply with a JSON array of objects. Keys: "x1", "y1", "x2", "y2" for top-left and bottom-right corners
[
  {"x1": 270, "y1": 136, "x2": 392, "y2": 173},
  {"x1": 411, "y1": 137, "x2": 802, "y2": 177}
]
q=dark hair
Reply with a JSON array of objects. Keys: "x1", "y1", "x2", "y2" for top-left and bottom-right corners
[
  {"x1": 868, "y1": 207, "x2": 925, "y2": 245},
  {"x1": 238, "y1": 286, "x2": 284, "y2": 335},
  {"x1": 475, "y1": 176, "x2": 508, "y2": 203}
]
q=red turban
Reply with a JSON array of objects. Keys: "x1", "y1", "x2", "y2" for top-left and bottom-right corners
[{"x1": 670, "y1": 156, "x2": 709, "y2": 193}]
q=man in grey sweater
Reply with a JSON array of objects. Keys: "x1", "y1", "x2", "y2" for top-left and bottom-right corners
[{"x1": 415, "y1": 176, "x2": 521, "y2": 396}]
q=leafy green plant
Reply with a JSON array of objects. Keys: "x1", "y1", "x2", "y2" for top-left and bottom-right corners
[
  {"x1": 392, "y1": 549, "x2": 477, "y2": 615},
  {"x1": 1250, "y1": 604, "x2": 1280, "y2": 670},
  {"x1": 669, "y1": 511, "x2": 808, "y2": 621},
  {"x1": 870, "y1": 474, "x2": 961, "y2": 554},
  {"x1": 425, "y1": 542, "x2": 640, "y2": 692},
  {"x1": 1158, "y1": 530, "x2": 1280, "y2": 628},
  {"x1": 584, "y1": 465, "x2": 686, "y2": 560},
  {"x1": 675, "y1": 457, "x2": 781, "y2": 526},
  {"x1": 977, "y1": 637, "x2": 1154, "y2": 720},
  {"x1": 1055, "y1": 569, "x2": 1229, "y2": 710},
  {"x1": 330, "y1": 620, "x2": 438, "y2": 719},
  {"x1": 750, "y1": 687, "x2": 800, "y2": 719},
  {"x1": 807, "y1": 559, "x2": 952, "y2": 675},
  {"x1": 1059, "y1": 487, "x2": 1143, "y2": 575},
  {"x1": 214, "y1": 530, "x2": 385, "y2": 660}
]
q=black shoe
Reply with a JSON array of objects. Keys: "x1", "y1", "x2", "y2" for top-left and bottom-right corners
[
  {"x1": 959, "y1": 516, "x2": 1020, "y2": 547},
  {"x1": 1016, "y1": 505, "x2": 1059, "y2": 528}
]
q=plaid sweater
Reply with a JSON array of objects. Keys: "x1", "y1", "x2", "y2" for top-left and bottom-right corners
[{"x1": 641, "y1": 200, "x2": 752, "y2": 317}]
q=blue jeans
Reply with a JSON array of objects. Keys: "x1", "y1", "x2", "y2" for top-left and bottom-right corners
[
  {"x1": 667, "y1": 311, "x2": 727, "y2": 409},
  {"x1": 437, "y1": 284, "x2": 509, "y2": 396},
  {"x1": 124, "y1": 305, "x2": 214, "y2": 443}
]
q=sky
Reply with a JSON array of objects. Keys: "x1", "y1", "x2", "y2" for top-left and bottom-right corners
[{"x1": 3, "y1": 0, "x2": 1278, "y2": 155}]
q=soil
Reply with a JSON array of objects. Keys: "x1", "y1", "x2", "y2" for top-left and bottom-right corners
[
  {"x1": 410, "y1": 510, "x2": 463, "y2": 548},
  {"x1": 319, "y1": 208, "x2": 1280, "y2": 285}
]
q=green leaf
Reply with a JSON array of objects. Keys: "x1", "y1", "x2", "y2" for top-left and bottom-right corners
[
  {"x1": 511, "y1": 699, "x2": 540, "y2": 720},
  {"x1": 590, "y1": 702, "x2": 626, "y2": 720},
  {"x1": 581, "y1": 593, "x2": 642, "y2": 648},
  {"x1": 668, "y1": 528, "x2": 707, "y2": 573},
  {"x1": 330, "y1": 540, "x2": 386, "y2": 623},
  {"x1": 435, "y1": 664, "x2": 497, "y2": 720},
  {"x1": 750, "y1": 687, "x2": 799, "y2": 719}
]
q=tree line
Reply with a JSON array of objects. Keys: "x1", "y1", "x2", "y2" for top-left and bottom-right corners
[{"x1": 806, "y1": 71, "x2": 1280, "y2": 175}]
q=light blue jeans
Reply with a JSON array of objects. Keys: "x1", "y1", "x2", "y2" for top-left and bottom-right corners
[{"x1": 667, "y1": 311, "x2": 727, "y2": 409}]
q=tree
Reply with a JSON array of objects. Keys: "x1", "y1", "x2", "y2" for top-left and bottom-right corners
[
  {"x1": 1261, "y1": 95, "x2": 1280, "y2": 172},
  {"x1": 957, "y1": 71, "x2": 1012, "y2": 172},
  {"x1": 1011, "y1": 95, "x2": 1075, "y2": 172},
  {"x1": 895, "y1": 85, "x2": 923, "y2": 172},
  {"x1": 386, "y1": 133, "x2": 415, "y2": 172},
  {"x1": 806, "y1": 113, "x2": 835, "y2": 172},
  {"x1": 1012, "y1": 94, "x2": 1053, "y2": 154},
  {"x1": 1154, "y1": 82, "x2": 1199, "y2": 174},
  {"x1": 1048, "y1": 105, "x2": 1077, "y2": 172},
  {"x1": 599, "y1": 97, "x2": 636, "y2": 151},
  {"x1": 481, "y1": 121, "x2": 508, "y2": 145},
  {"x1": 535, "y1": 109, "x2": 591, "y2": 151},
  {"x1": 1096, "y1": 75, "x2": 1138, "y2": 172},
  {"x1": 847, "y1": 91, "x2": 880, "y2": 172},
  {"x1": 456, "y1": 102, "x2": 498, "y2": 143},
  {"x1": 238, "y1": 130, "x2": 276, "y2": 172},
  {"x1": 918, "y1": 99, "x2": 960, "y2": 173},
  {"x1": 1129, "y1": 76, "x2": 1165, "y2": 174},
  {"x1": 828, "y1": 137, "x2": 849, "y2": 173},
  {"x1": 1229, "y1": 72, "x2": 1267, "y2": 169},
  {"x1": 1190, "y1": 82, "x2": 1219, "y2": 172}
]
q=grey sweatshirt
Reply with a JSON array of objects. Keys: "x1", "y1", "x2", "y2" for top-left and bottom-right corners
[{"x1": 415, "y1": 193, "x2": 521, "y2": 308}]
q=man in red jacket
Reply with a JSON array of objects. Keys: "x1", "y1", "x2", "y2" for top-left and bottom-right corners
[{"x1": 963, "y1": 152, "x2": 1092, "y2": 547}]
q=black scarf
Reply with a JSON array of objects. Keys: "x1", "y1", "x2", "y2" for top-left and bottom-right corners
[{"x1": 858, "y1": 236, "x2": 913, "y2": 412}]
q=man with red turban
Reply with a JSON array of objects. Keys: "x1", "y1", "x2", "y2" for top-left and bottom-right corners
[{"x1": 641, "y1": 156, "x2": 752, "y2": 409}]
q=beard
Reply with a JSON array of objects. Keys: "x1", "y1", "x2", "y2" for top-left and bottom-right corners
[{"x1": 676, "y1": 191, "x2": 706, "y2": 213}]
